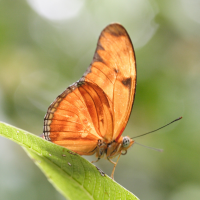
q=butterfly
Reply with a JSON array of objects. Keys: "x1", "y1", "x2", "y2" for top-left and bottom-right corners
[{"x1": 43, "y1": 23, "x2": 136, "y2": 179}]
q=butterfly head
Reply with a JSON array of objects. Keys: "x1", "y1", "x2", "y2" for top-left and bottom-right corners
[
  {"x1": 121, "y1": 136, "x2": 134, "y2": 152},
  {"x1": 122, "y1": 136, "x2": 132, "y2": 148},
  {"x1": 104, "y1": 136, "x2": 134, "y2": 159}
]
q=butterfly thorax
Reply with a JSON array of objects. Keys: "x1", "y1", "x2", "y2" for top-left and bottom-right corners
[{"x1": 95, "y1": 136, "x2": 134, "y2": 160}]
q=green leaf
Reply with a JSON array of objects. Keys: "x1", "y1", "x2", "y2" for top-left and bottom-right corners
[{"x1": 0, "y1": 122, "x2": 139, "y2": 200}]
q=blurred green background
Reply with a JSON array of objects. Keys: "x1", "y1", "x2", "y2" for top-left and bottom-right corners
[{"x1": 0, "y1": 0, "x2": 200, "y2": 199}]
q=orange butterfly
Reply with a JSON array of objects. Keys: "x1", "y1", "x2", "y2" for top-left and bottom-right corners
[{"x1": 43, "y1": 23, "x2": 136, "y2": 179}]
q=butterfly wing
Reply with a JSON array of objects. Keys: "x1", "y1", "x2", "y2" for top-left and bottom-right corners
[
  {"x1": 43, "y1": 80, "x2": 113, "y2": 155},
  {"x1": 43, "y1": 23, "x2": 136, "y2": 155},
  {"x1": 82, "y1": 23, "x2": 136, "y2": 141}
]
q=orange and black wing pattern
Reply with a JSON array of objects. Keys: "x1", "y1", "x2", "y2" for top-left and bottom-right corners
[{"x1": 43, "y1": 23, "x2": 136, "y2": 155}]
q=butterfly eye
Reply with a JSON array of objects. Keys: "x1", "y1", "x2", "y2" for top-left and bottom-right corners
[{"x1": 122, "y1": 136, "x2": 130, "y2": 148}]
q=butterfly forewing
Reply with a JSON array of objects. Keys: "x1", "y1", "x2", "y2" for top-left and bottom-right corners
[{"x1": 82, "y1": 24, "x2": 136, "y2": 141}]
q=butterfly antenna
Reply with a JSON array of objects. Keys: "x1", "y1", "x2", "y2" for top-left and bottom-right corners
[
  {"x1": 134, "y1": 141, "x2": 163, "y2": 152},
  {"x1": 131, "y1": 117, "x2": 182, "y2": 139}
]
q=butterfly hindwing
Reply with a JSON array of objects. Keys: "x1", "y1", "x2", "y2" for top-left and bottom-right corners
[{"x1": 44, "y1": 80, "x2": 113, "y2": 154}]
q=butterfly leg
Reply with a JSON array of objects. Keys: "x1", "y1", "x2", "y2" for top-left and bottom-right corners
[
  {"x1": 92, "y1": 140, "x2": 106, "y2": 163},
  {"x1": 91, "y1": 157, "x2": 101, "y2": 163},
  {"x1": 108, "y1": 153, "x2": 121, "y2": 179}
]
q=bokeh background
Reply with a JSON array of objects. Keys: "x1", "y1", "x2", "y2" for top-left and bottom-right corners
[{"x1": 0, "y1": 0, "x2": 200, "y2": 200}]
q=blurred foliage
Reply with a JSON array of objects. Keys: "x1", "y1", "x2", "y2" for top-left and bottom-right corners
[{"x1": 0, "y1": 0, "x2": 200, "y2": 200}]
